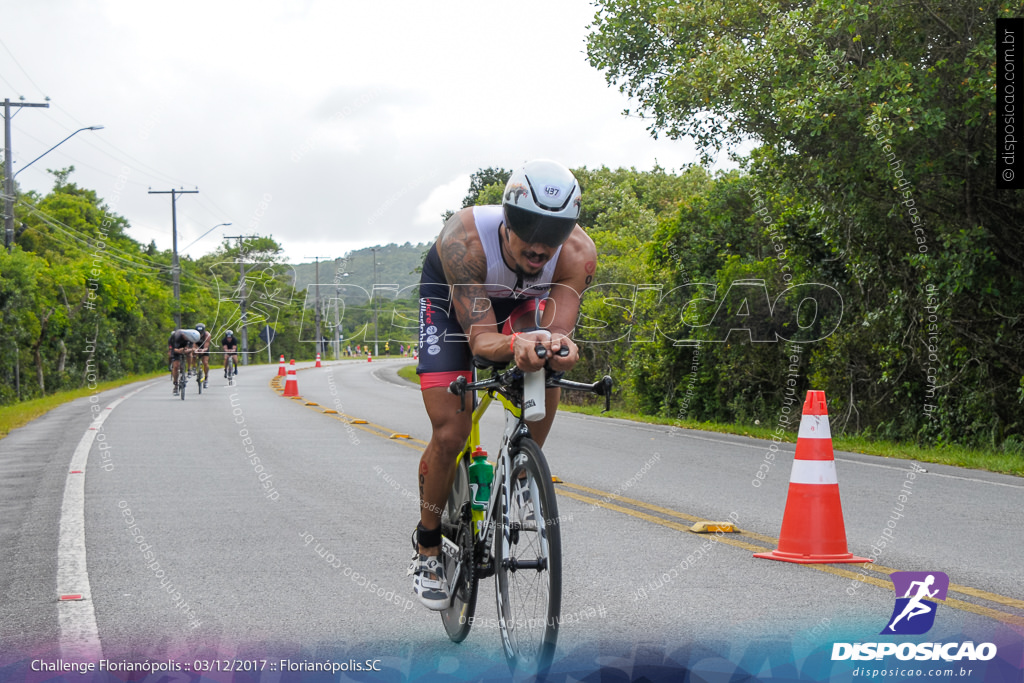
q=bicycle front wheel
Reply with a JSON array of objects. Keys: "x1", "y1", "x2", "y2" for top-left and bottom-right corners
[{"x1": 494, "y1": 437, "x2": 561, "y2": 676}]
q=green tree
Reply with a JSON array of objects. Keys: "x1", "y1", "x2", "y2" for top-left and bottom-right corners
[
  {"x1": 442, "y1": 167, "x2": 512, "y2": 222},
  {"x1": 588, "y1": 0, "x2": 1024, "y2": 448}
]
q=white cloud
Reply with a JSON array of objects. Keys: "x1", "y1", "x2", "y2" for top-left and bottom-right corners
[
  {"x1": 414, "y1": 174, "x2": 471, "y2": 227},
  {"x1": 1, "y1": 0, "x2": 724, "y2": 268}
]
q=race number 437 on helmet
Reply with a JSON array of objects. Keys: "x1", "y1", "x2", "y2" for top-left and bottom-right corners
[{"x1": 501, "y1": 159, "x2": 581, "y2": 248}]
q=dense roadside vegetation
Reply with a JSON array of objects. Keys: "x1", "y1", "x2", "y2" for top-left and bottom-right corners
[
  {"x1": 578, "y1": 0, "x2": 1022, "y2": 456},
  {"x1": 394, "y1": 362, "x2": 1023, "y2": 476},
  {"x1": 0, "y1": 167, "x2": 419, "y2": 406}
]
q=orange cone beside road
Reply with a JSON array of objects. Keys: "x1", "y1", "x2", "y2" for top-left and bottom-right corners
[
  {"x1": 367, "y1": 353, "x2": 372, "y2": 363},
  {"x1": 315, "y1": 352, "x2": 321, "y2": 368},
  {"x1": 283, "y1": 359, "x2": 299, "y2": 397},
  {"x1": 754, "y1": 390, "x2": 871, "y2": 564},
  {"x1": 278, "y1": 354, "x2": 286, "y2": 376}
]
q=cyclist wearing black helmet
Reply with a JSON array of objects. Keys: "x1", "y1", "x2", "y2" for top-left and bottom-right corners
[
  {"x1": 410, "y1": 159, "x2": 597, "y2": 609},
  {"x1": 195, "y1": 323, "x2": 212, "y2": 388},
  {"x1": 167, "y1": 328, "x2": 201, "y2": 396},
  {"x1": 221, "y1": 329, "x2": 239, "y2": 378}
]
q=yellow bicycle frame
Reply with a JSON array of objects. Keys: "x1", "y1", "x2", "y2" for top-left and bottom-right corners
[{"x1": 456, "y1": 378, "x2": 524, "y2": 538}]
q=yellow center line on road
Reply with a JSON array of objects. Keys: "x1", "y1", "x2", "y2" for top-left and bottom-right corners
[
  {"x1": 556, "y1": 484, "x2": 1024, "y2": 625},
  {"x1": 268, "y1": 376, "x2": 1024, "y2": 624},
  {"x1": 322, "y1": 411, "x2": 427, "y2": 452},
  {"x1": 267, "y1": 374, "x2": 428, "y2": 452},
  {"x1": 557, "y1": 488, "x2": 769, "y2": 554}
]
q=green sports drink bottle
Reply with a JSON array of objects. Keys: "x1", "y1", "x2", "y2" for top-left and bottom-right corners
[{"x1": 468, "y1": 446, "x2": 493, "y2": 534}]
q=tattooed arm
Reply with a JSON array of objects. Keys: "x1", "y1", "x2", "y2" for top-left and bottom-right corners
[
  {"x1": 438, "y1": 208, "x2": 512, "y2": 362},
  {"x1": 532, "y1": 226, "x2": 597, "y2": 372}
]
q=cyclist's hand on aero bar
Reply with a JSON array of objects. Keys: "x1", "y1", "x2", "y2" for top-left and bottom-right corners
[
  {"x1": 512, "y1": 330, "x2": 551, "y2": 373},
  {"x1": 545, "y1": 333, "x2": 577, "y2": 372},
  {"x1": 512, "y1": 330, "x2": 578, "y2": 373}
]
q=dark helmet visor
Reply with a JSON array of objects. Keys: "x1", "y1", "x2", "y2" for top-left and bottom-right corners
[{"x1": 503, "y1": 204, "x2": 576, "y2": 248}]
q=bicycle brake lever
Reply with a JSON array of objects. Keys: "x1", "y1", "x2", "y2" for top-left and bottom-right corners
[
  {"x1": 448, "y1": 376, "x2": 467, "y2": 413},
  {"x1": 601, "y1": 375, "x2": 613, "y2": 413}
]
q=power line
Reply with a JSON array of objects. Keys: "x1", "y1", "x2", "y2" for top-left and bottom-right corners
[
  {"x1": 16, "y1": 197, "x2": 170, "y2": 270},
  {"x1": 0, "y1": 37, "x2": 47, "y2": 97}
]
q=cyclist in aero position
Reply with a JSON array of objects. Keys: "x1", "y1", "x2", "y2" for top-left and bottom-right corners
[
  {"x1": 194, "y1": 323, "x2": 212, "y2": 388},
  {"x1": 222, "y1": 329, "x2": 239, "y2": 378},
  {"x1": 167, "y1": 328, "x2": 201, "y2": 396},
  {"x1": 411, "y1": 160, "x2": 597, "y2": 609}
]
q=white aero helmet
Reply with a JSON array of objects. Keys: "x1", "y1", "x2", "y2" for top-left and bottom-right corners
[
  {"x1": 502, "y1": 159, "x2": 581, "y2": 247},
  {"x1": 182, "y1": 329, "x2": 201, "y2": 343}
]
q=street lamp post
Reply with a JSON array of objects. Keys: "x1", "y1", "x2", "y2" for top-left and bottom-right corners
[
  {"x1": 333, "y1": 257, "x2": 349, "y2": 360},
  {"x1": 182, "y1": 222, "x2": 231, "y2": 252},
  {"x1": 13, "y1": 126, "x2": 104, "y2": 180},
  {"x1": 305, "y1": 255, "x2": 323, "y2": 359},
  {"x1": 370, "y1": 247, "x2": 380, "y2": 357}
]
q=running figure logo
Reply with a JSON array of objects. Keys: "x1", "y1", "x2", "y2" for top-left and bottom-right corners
[{"x1": 881, "y1": 571, "x2": 949, "y2": 635}]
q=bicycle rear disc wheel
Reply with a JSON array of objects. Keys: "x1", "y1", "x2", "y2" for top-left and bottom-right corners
[
  {"x1": 440, "y1": 453, "x2": 479, "y2": 642},
  {"x1": 495, "y1": 437, "x2": 561, "y2": 676}
]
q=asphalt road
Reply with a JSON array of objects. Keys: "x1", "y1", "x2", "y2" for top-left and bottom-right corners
[{"x1": 1, "y1": 358, "x2": 1021, "y2": 681}]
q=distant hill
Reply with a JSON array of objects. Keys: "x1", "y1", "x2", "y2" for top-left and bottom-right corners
[{"x1": 289, "y1": 242, "x2": 431, "y2": 303}]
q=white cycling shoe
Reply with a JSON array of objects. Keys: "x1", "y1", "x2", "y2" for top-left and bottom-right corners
[{"x1": 409, "y1": 553, "x2": 450, "y2": 610}]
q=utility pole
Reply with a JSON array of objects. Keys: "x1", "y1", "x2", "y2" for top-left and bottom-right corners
[
  {"x1": 3, "y1": 98, "x2": 50, "y2": 252},
  {"x1": 305, "y1": 255, "x2": 323, "y2": 359},
  {"x1": 225, "y1": 234, "x2": 260, "y2": 366},
  {"x1": 149, "y1": 188, "x2": 199, "y2": 328}
]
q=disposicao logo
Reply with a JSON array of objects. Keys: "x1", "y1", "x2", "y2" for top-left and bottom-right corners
[
  {"x1": 882, "y1": 571, "x2": 948, "y2": 635},
  {"x1": 831, "y1": 570, "x2": 997, "y2": 662}
]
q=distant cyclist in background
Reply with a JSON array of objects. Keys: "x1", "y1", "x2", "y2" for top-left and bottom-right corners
[
  {"x1": 168, "y1": 328, "x2": 201, "y2": 396},
  {"x1": 195, "y1": 323, "x2": 212, "y2": 388},
  {"x1": 222, "y1": 329, "x2": 239, "y2": 378}
]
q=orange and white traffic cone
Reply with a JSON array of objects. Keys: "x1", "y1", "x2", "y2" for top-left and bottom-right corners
[
  {"x1": 367, "y1": 353, "x2": 372, "y2": 363},
  {"x1": 277, "y1": 354, "x2": 286, "y2": 376},
  {"x1": 754, "y1": 390, "x2": 871, "y2": 564},
  {"x1": 283, "y1": 359, "x2": 299, "y2": 397},
  {"x1": 315, "y1": 352, "x2": 321, "y2": 368}
]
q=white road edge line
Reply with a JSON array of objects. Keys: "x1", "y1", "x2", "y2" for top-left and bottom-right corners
[{"x1": 58, "y1": 383, "x2": 151, "y2": 660}]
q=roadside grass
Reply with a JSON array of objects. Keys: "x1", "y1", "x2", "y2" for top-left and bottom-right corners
[
  {"x1": 396, "y1": 363, "x2": 419, "y2": 384},
  {"x1": 0, "y1": 371, "x2": 165, "y2": 440},
  {"x1": 393, "y1": 362, "x2": 1023, "y2": 477}
]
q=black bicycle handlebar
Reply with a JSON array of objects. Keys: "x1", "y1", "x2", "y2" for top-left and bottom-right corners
[{"x1": 448, "y1": 366, "x2": 613, "y2": 414}]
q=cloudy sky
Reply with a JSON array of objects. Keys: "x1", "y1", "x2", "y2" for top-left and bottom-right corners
[{"x1": 3, "y1": 0, "x2": 727, "y2": 264}]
